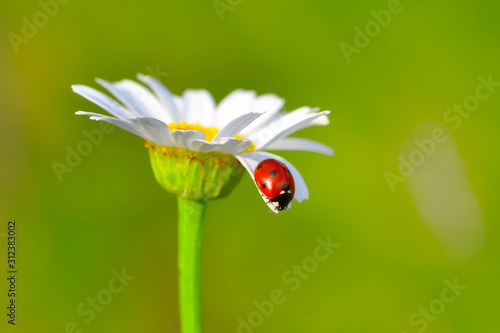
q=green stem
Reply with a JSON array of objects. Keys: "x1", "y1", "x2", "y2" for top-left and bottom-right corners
[{"x1": 178, "y1": 197, "x2": 207, "y2": 333}]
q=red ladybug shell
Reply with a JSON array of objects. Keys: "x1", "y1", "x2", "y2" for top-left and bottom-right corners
[{"x1": 254, "y1": 159, "x2": 295, "y2": 211}]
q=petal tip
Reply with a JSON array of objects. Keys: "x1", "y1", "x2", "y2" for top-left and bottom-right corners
[
  {"x1": 71, "y1": 84, "x2": 82, "y2": 92},
  {"x1": 95, "y1": 77, "x2": 109, "y2": 86}
]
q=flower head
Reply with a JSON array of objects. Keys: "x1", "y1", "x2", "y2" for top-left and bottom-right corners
[{"x1": 73, "y1": 74, "x2": 333, "y2": 212}]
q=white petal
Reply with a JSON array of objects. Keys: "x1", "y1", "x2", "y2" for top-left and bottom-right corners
[
  {"x1": 213, "y1": 112, "x2": 264, "y2": 141},
  {"x1": 136, "y1": 74, "x2": 181, "y2": 123},
  {"x1": 173, "y1": 95, "x2": 184, "y2": 114},
  {"x1": 312, "y1": 115, "x2": 330, "y2": 126},
  {"x1": 96, "y1": 79, "x2": 169, "y2": 122},
  {"x1": 190, "y1": 138, "x2": 251, "y2": 154},
  {"x1": 214, "y1": 89, "x2": 257, "y2": 128},
  {"x1": 72, "y1": 85, "x2": 132, "y2": 120},
  {"x1": 242, "y1": 106, "x2": 325, "y2": 138},
  {"x1": 236, "y1": 151, "x2": 309, "y2": 212},
  {"x1": 251, "y1": 111, "x2": 330, "y2": 150},
  {"x1": 221, "y1": 139, "x2": 252, "y2": 154},
  {"x1": 283, "y1": 106, "x2": 319, "y2": 118},
  {"x1": 76, "y1": 111, "x2": 111, "y2": 118},
  {"x1": 113, "y1": 79, "x2": 171, "y2": 122},
  {"x1": 274, "y1": 106, "x2": 322, "y2": 125},
  {"x1": 188, "y1": 139, "x2": 215, "y2": 153},
  {"x1": 182, "y1": 89, "x2": 216, "y2": 127},
  {"x1": 128, "y1": 117, "x2": 173, "y2": 146},
  {"x1": 76, "y1": 112, "x2": 174, "y2": 146},
  {"x1": 171, "y1": 130, "x2": 205, "y2": 149},
  {"x1": 239, "y1": 94, "x2": 285, "y2": 134},
  {"x1": 265, "y1": 137, "x2": 334, "y2": 156},
  {"x1": 80, "y1": 114, "x2": 143, "y2": 138}
]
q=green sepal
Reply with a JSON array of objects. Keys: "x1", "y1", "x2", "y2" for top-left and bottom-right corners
[{"x1": 146, "y1": 142, "x2": 244, "y2": 201}]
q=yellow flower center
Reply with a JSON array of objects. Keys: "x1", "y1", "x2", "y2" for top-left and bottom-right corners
[{"x1": 168, "y1": 122, "x2": 254, "y2": 153}]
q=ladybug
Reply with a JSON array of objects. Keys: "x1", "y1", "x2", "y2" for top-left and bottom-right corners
[{"x1": 254, "y1": 159, "x2": 295, "y2": 211}]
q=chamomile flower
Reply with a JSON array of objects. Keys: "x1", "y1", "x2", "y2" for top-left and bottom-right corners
[{"x1": 73, "y1": 75, "x2": 333, "y2": 213}]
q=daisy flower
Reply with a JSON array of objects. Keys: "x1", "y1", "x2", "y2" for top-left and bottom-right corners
[
  {"x1": 73, "y1": 74, "x2": 333, "y2": 333},
  {"x1": 73, "y1": 74, "x2": 333, "y2": 213}
]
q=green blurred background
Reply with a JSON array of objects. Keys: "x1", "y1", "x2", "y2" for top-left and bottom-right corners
[{"x1": 1, "y1": 0, "x2": 499, "y2": 332}]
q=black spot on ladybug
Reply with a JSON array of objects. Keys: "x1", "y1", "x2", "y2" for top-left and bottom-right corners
[
  {"x1": 269, "y1": 170, "x2": 277, "y2": 177},
  {"x1": 282, "y1": 184, "x2": 290, "y2": 192},
  {"x1": 257, "y1": 163, "x2": 263, "y2": 170},
  {"x1": 262, "y1": 183, "x2": 267, "y2": 188}
]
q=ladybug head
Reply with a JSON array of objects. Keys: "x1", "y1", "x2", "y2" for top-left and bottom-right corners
[{"x1": 271, "y1": 192, "x2": 294, "y2": 211}]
